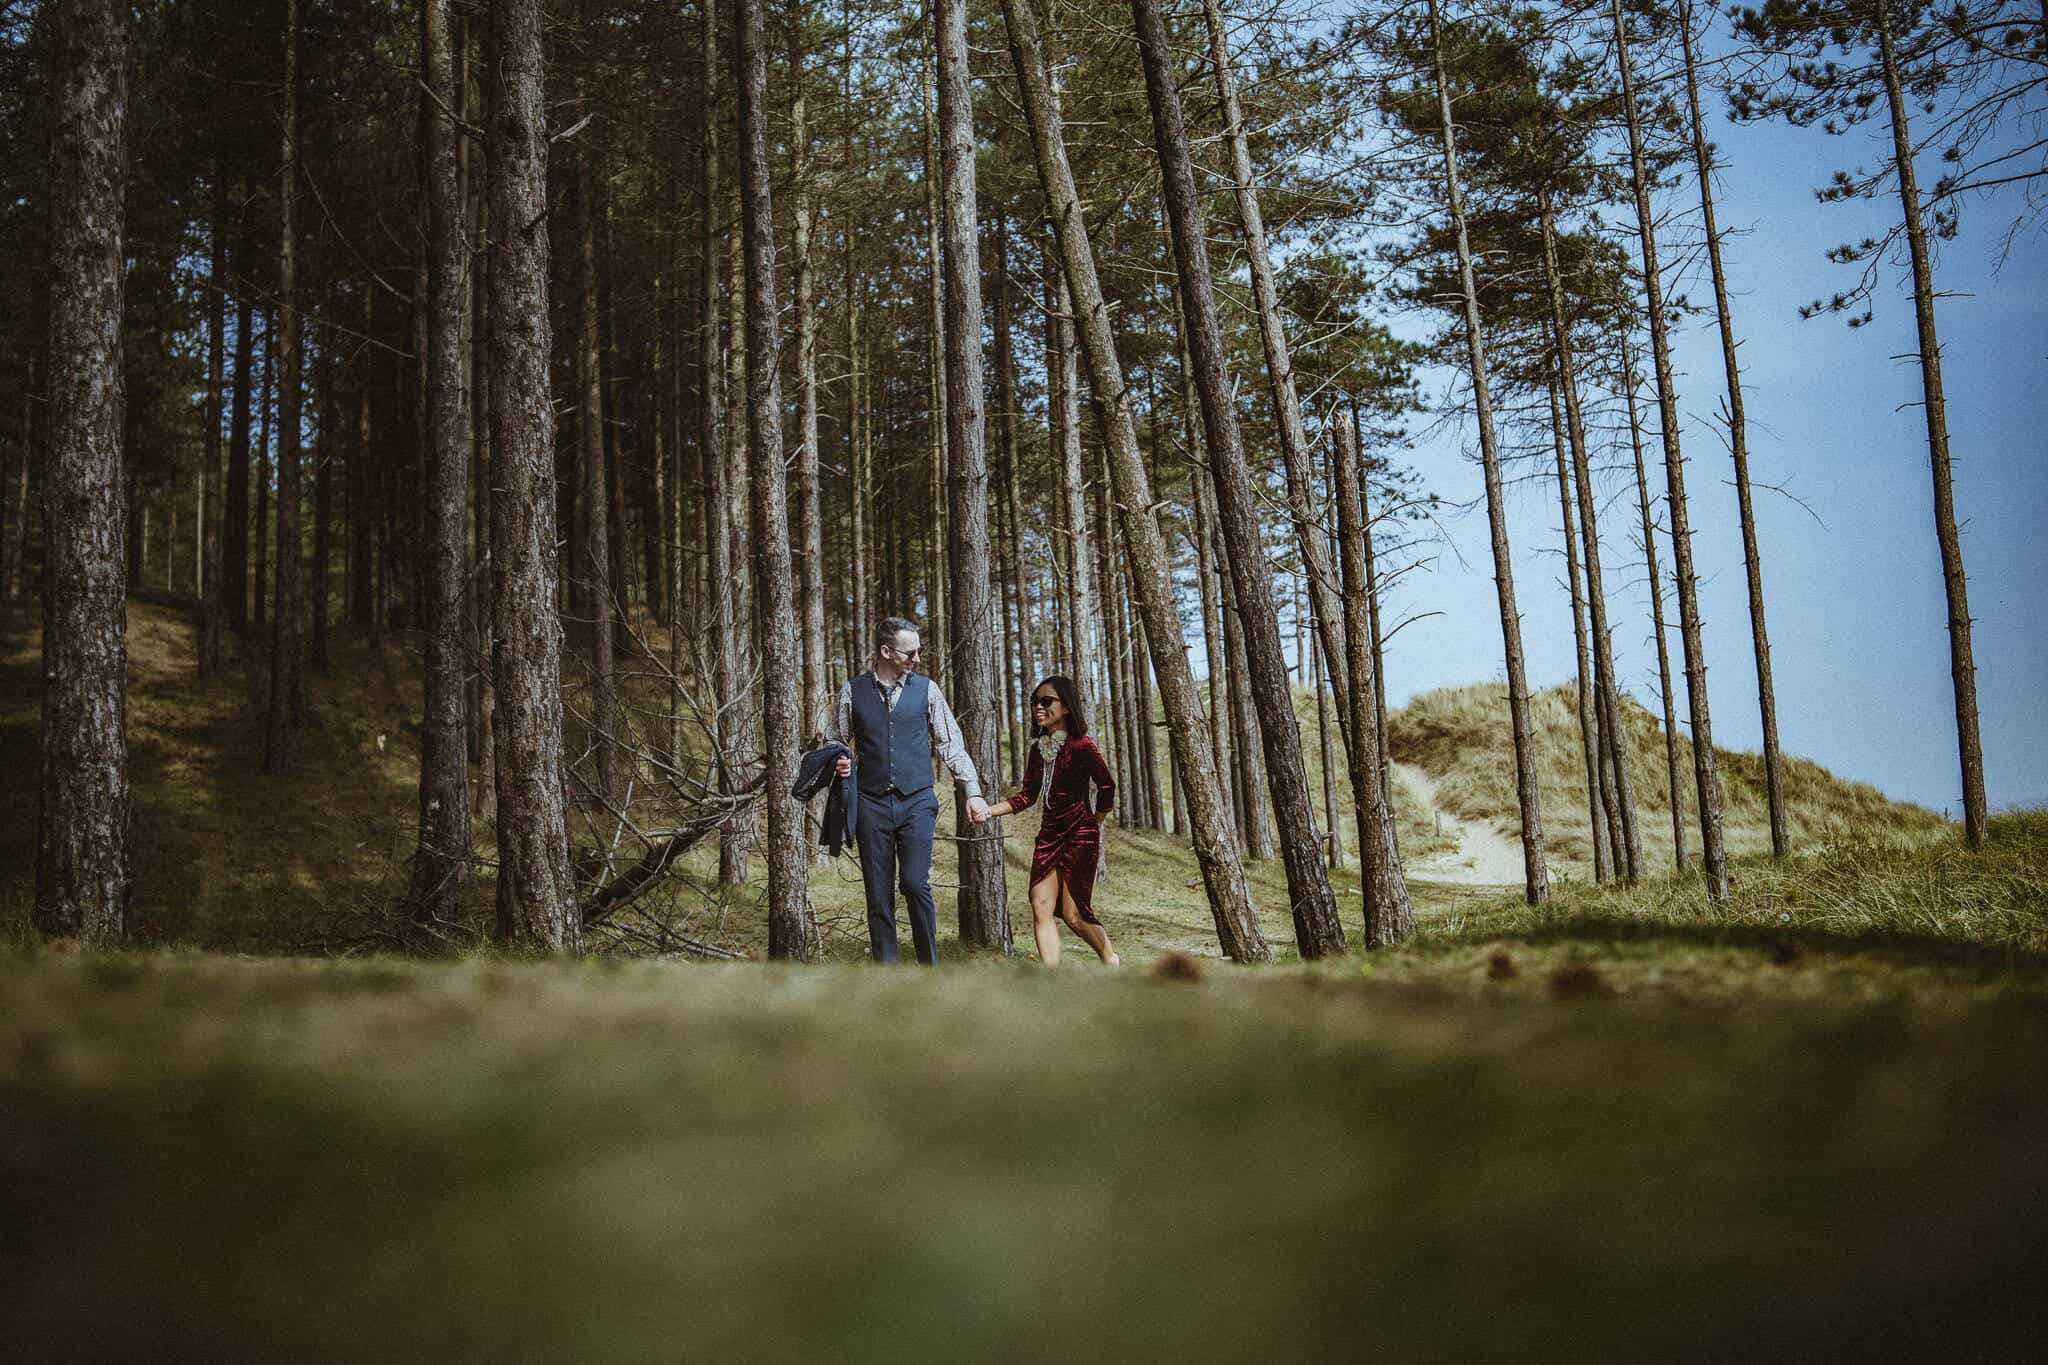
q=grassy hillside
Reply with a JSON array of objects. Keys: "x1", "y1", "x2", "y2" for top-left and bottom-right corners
[{"x1": 1388, "y1": 681, "x2": 1949, "y2": 874}]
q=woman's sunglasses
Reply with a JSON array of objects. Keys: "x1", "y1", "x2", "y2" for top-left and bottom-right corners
[{"x1": 1031, "y1": 694, "x2": 1059, "y2": 709}]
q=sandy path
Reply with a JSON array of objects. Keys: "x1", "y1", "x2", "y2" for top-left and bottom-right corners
[{"x1": 1395, "y1": 763, "x2": 1526, "y2": 888}]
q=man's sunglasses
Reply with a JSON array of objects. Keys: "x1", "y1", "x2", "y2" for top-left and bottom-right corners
[{"x1": 885, "y1": 644, "x2": 923, "y2": 660}]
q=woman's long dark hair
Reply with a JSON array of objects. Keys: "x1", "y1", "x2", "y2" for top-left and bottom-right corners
[{"x1": 1030, "y1": 674, "x2": 1089, "y2": 740}]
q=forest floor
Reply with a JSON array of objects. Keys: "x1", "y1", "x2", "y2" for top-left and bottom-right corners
[{"x1": 3, "y1": 599, "x2": 2044, "y2": 1358}]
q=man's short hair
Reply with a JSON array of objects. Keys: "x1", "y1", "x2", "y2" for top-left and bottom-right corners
[{"x1": 880, "y1": 615, "x2": 920, "y2": 646}]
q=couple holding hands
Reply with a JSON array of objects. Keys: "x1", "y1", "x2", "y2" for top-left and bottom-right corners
[{"x1": 822, "y1": 616, "x2": 1120, "y2": 969}]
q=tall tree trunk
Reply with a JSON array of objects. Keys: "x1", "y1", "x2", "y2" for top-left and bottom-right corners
[
  {"x1": 410, "y1": 0, "x2": 474, "y2": 923},
  {"x1": 574, "y1": 125, "x2": 616, "y2": 805},
  {"x1": 1612, "y1": 0, "x2": 1729, "y2": 899},
  {"x1": 1188, "y1": 363, "x2": 1233, "y2": 832},
  {"x1": 1875, "y1": 0, "x2": 1986, "y2": 849},
  {"x1": 310, "y1": 330, "x2": 332, "y2": 669},
  {"x1": 700, "y1": 0, "x2": 745, "y2": 888},
  {"x1": 263, "y1": 0, "x2": 304, "y2": 775},
  {"x1": 936, "y1": 0, "x2": 1008, "y2": 949},
  {"x1": 1312, "y1": 613, "x2": 1342, "y2": 869},
  {"x1": 997, "y1": 0, "x2": 1267, "y2": 962},
  {"x1": 35, "y1": 0, "x2": 131, "y2": 948},
  {"x1": 1428, "y1": 0, "x2": 1548, "y2": 904},
  {"x1": 1216, "y1": 511, "x2": 1267, "y2": 857},
  {"x1": 198, "y1": 177, "x2": 226, "y2": 676},
  {"x1": 737, "y1": 0, "x2": 811, "y2": 959},
  {"x1": 486, "y1": 0, "x2": 577, "y2": 951},
  {"x1": 3, "y1": 354, "x2": 31, "y2": 602},
  {"x1": 921, "y1": 18, "x2": 946, "y2": 667},
  {"x1": 995, "y1": 210, "x2": 1033, "y2": 782},
  {"x1": 1624, "y1": 336, "x2": 1687, "y2": 870},
  {"x1": 253, "y1": 317, "x2": 272, "y2": 631},
  {"x1": 1355, "y1": 406, "x2": 1392, "y2": 812},
  {"x1": 1549, "y1": 364, "x2": 1610, "y2": 883},
  {"x1": 225, "y1": 238, "x2": 253, "y2": 633},
  {"x1": 1679, "y1": 0, "x2": 1786, "y2": 859},
  {"x1": 1130, "y1": 0, "x2": 1340, "y2": 958},
  {"x1": 1539, "y1": 189, "x2": 1643, "y2": 882},
  {"x1": 1333, "y1": 416, "x2": 1412, "y2": 945},
  {"x1": 1051, "y1": 273, "x2": 1098, "y2": 698},
  {"x1": 791, "y1": 27, "x2": 827, "y2": 740},
  {"x1": 1200, "y1": 0, "x2": 1351, "y2": 751}
]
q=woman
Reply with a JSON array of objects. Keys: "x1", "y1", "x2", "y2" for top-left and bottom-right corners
[{"x1": 985, "y1": 676, "x2": 1120, "y2": 967}]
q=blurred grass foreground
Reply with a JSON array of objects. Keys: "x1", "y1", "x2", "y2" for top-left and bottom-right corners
[{"x1": 6, "y1": 898, "x2": 2047, "y2": 1360}]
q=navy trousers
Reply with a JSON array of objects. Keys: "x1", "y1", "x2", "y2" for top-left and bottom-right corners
[{"x1": 855, "y1": 787, "x2": 940, "y2": 964}]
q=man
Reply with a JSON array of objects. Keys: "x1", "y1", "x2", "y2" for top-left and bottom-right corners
[{"x1": 832, "y1": 616, "x2": 990, "y2": 964}]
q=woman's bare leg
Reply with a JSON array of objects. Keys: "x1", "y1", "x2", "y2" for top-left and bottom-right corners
[
  {"x1": 1058, "y1": 882, "x2": 1119, "y2": 965},
  {"x1": 1030, "y1": 874, "x2": 1062, "y2": 966}
]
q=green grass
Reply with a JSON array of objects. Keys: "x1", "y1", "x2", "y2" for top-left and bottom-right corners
[
  {"x1": 5, "y1": 602, "x2": 2047, "y2": 1357},
  {"x1": 4, "y1": 944, "x2": 2045, "y2": 1361}
]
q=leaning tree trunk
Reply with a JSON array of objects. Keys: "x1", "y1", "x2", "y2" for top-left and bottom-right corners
[
  {"x1": 1334, "y1": 416, "x2": 1412, "y2": 945},
  {"x1": 1428, "y1": 0, "x2": 1548, "y2": 904},
  {"x1": 263, "y1": 0, "x2": 303, "y2": 776},
  {"x1": 1876, "y1": 0, "x2": 1987, "y2": 849},
  {"x1": 199, "y1": 177, "x2": 226, "y2": 677},
  {"x1": 1679, "y1": 0, "x2": 1786, "y2": 858},
  {"x1": 409, "y1": 0, "x2": 473, "y2": 924},
  {"x1": 738, "y1": 0, "x2": 811, "y2": 960},
  {"x1": 1613, "y1": 0, "x2": 1728, "y2": 899},
  {"x1": 485, "y1": 0, "x2": 577, "y2": 951},
  {"x1": 998, "y1": 0, "x2": 1267, "y2": 962},
  {"x1": 1131, "y1": 0, "x2": 1341, "y2": 958},
  {"x1": 936, "y1": 0, "x2": 1009, "y2": 950},
  {"x1": 1200, "y1": 0, "x2": 1352, "y2": 751},
  {"x1": 1624, "y1": 335, "x2": 1688, "y2": 870},
  {"x1": 35, "y1": 0, "x2": 131, "y2": 948},
  {"x1": 1539, "y1": 189, "x2": 1643, "y2": 882}
]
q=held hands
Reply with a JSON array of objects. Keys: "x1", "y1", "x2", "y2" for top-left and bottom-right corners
[{"x1": 966, "y1": 796, "x2": 993, "y2": 826}]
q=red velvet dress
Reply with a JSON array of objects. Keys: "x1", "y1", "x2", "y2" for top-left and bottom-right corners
[{"x1": 1006, "y1": 734, "x2": 1116, "y2": 923}]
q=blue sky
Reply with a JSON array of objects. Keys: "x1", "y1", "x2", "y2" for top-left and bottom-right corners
[{"x1": 1374, "y1": 84, "x2": 2048, "y2": 815}]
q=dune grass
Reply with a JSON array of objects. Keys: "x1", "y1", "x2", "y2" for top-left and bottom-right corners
[{"x1": 1389, "y1": 681, "x2": 1950, "y2": 873}]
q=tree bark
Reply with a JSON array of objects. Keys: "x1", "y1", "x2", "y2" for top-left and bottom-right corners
[
  {"x1": 1624, "y1": 336, "x2": 1688, "y2": 870},
  {"x1": 935, "y1": 0, "x2": 1008, "y2": 949},
  {"x1": 1539, "y1": 190, "x2": 1643, "y2": 882},
  {"x1": 35, "y1": 0, "x2": 131, "y2": 948},
  {"x1": 1333, "y1": 416, "x2": 1412, "y2": 945},
  {"x1": 1875, "y1": 0, "x2": 1987, "y2": 849},
  {"x1": 410, "y1": 0, "x2": 474, "y2": 922},
  {"x1": 225, "y1": 234, "x2": 253, "y2": 633},
  {"x1": 1051, "y1": 273, "x2": 1098, "y2": 698},
  {"x1": 1131, "y1": 0, "x2": 1340, "y2": 957},
  {"x1": 1679, "y1": 0, "x2": 1786, "y2": 859},
  {"x1": 574, "y1": 114, "x2": 616, "y2": 805},
  {"x1": 994, "y1": 210, "x2": 1033, "y2": 783},
  {"x1": 254, "y1": 316, "x2": 272, "y2": 631},
  {"x1": 1549, "y1": 365, "x2": 1610, "y2": 883},
  {"x1": 737, "y1": 0, "x2": 812, "y2": 959},
  {"x1": 998, "y1": 0, "x2": 1267, "y2": 962},
  {"x1": 1612, "y1": 0, "x2": 1729, "y2": 899},
  {"x1": 486, "y1": 0, "x2": 577, "y2": 951},
  {"x1": 791, "y1": 26, "x2": 827, "y2": 742},
  {"x1": 1200, "y1": 0, "x2": 1352, "y2": 752},
  {"x1": 1428, "y1": 0, "x2": 1548, "y2": 904},
  {"x1": 263, "y1": 0, "x2": 304, "y2": 775},
  {"x1": 199, "y1": 177, "x2": 227, "y2": 677}
]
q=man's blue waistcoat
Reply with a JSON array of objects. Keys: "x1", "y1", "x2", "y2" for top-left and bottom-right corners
[{"x1": 849, "y1": 670, "x2": 934, "y2": 798}]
